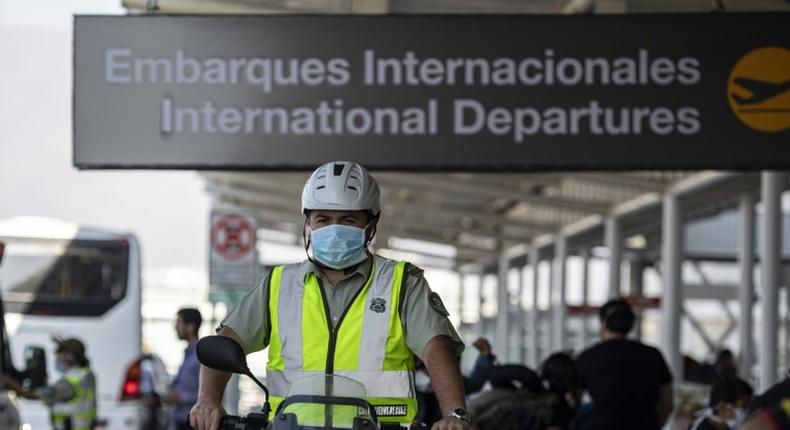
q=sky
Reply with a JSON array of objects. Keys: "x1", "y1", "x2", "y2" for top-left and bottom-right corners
[{"x1": 0, "y1": 0, "x2": 211, "y2": 269}]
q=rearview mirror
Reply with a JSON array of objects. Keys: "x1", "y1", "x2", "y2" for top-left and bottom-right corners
[
  {"x1": 196, "y1": 336, "x2": 271, "y2": 417},
  {"x1": 196, "y1": 336, "x2": 248, "y2": 374},
  {"x1": 23, "y1": 346, "x2": 47, "y2": 389}
]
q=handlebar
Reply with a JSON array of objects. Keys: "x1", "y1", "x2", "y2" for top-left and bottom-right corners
[
  {"x1": 187, "y1": 413, "x2": 268, "y2": 430},
  {"x1": 218, "y1": 414, "x2": 268, "y2": 430}
]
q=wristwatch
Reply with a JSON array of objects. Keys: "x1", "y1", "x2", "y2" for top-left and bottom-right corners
[{"x1": 447, "y1": 408, "x2": 470, "y2": 423}]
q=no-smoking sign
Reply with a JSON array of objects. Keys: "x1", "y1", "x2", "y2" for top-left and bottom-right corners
[
  {"x1": 210, "y1": 211, "x2": 258, "y2": 288},
  {"x1": 212, "y1": 215, "x2": 254, "y2": 260}
]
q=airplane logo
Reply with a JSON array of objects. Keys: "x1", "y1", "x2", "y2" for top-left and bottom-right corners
[
  {"x1": 731, "y1": 77, "x2": 790, "y2": 108},
  {"x1": 727, "y1": 47, "x2": 790, "y2": 132}
]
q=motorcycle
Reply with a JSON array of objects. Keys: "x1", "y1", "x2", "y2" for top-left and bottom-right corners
[{"x1": 195, "y1": 336, "x2": 383, "y2": 430}]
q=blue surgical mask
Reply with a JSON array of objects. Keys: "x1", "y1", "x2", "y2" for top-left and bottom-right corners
[
  {"x1": 729, "y1": 408, "x2": 747, "y2": 429},
  {"x1": 310, "y1": 224, "x2": 368, "y2": 270}
]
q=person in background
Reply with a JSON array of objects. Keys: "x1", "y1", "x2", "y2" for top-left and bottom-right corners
[
  {"x1": 688, "y1": 377, "x2": 752, "y2": 430},
  {"x1": 712, "y1": 350, "x2": 738, "y2": 380},
  {"x1": 464, "y1": 337, "x2": 498, "y2": 395},
  {"x1": 539, "y1": 352, "x2": 580, "y2": 430},
  {"x1": 3, "y1": 337, "x2": 97, "y2": 430},
  {"x1": 576, "y1": 298, "x2": 674, "y2": 430},
  {"x1": 162, "y1": 308, "x2": 202, "y2": 430},
  {"x1": 415, "y1": 337, "x2": 497, "y2": 426}
]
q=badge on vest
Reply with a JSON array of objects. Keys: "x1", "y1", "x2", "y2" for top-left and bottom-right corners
[
  {"x1": 430, "y1": 292, "x2": 449, "y2": 317},
  {"x1": 374, "y1": 404, "x2": 408, "y2": 417},
  {"x1": 370, "y1": 298, "x2": 387, "y2": 313}
]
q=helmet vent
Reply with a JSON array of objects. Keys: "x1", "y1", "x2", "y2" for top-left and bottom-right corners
[
  {"x1": 317, "y1": 185, "x2": 325, "y2": 189},
  {"x1": 347, "y1": 186, "x2": 357, "y2": 191},
  {"x1": 333, "y1": 163, "x2": 345, "y2": 176}
]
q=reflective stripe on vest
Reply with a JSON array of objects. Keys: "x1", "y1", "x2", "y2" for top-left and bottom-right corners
[
  {"x1": 267, "y1": 256, "x2": 416, "y2": 424},
  {"x1": 52, "y1": 367, "x2": 97, "y2": 430}
]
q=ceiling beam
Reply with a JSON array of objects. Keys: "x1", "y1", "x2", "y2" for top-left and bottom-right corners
[
  {"x1": 377, "y1": 174, "x2": 609, "y2": 214},
  {"x1": 204, "y1": 173, "x2": 560, "y2": 232}
]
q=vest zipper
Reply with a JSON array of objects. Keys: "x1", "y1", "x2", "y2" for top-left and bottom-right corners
[{"x1": 315, "y1": 264, "x2": 375, "y2": 374}]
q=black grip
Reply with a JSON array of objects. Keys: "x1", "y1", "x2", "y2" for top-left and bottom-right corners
[
  {"x1": 220, "y1": 415, "x2": 245, "y2": 430},
  {"x1": 185, "y1": 414, "x2": 245, "y2": 430}
]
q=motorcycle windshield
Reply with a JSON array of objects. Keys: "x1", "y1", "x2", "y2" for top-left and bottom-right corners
[{"x1": 279, "y1": 374, "x2": 373, "y2": 429}]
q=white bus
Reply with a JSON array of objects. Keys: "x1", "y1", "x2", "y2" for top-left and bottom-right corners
[{"x1": 0, "y1": 217, "x2": 167, "y2": 430}]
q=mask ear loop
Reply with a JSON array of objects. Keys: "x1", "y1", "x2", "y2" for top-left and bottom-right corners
[
  {"x1": 364, "y1": 214, "x2": 379, "y2": 248},
  {"x1": 303, "y1": 215, "x2": 331, "y2": 270},
  {"x1": 302, "y1": 216, "x2": 312, "y2": 257}
]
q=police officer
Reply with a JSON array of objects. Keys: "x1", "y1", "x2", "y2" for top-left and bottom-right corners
[
  {"x1": 190, "y1": 161, "x2": 470, "y2": 430},
  {"x1": 5, "y1": 338, "x2": 98, "y2": 430}
]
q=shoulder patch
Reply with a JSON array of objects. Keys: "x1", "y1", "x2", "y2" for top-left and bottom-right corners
[
  {"x1": 406, "y1": 263, "x2": 425, "y2": 277},
  {"x1": 429, "y1": 292, "x2": 449, "y2": 317}
]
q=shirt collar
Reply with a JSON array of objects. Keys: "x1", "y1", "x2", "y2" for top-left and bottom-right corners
[{"x1": 300, "y1": 253, "x2": 373, "y2": 282}]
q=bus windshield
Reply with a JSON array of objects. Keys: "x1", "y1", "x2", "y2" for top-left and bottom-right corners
[{"x1": 0, "y1": 237, "x2": 128, "y2": 316}]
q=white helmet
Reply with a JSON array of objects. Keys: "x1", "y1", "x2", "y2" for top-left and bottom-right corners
[{"x1": 301, "y1": 161, "x2": 381, "y2": 216}]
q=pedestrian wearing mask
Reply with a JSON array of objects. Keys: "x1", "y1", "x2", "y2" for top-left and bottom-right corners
[
  {"x1": 3, "y1": 338, "x2": 97, "y2": 430},
  {"x1": 690, "y1": 377, "x2": 753, "y2": 430}
]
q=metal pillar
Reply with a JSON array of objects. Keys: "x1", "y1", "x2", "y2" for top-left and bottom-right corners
[
  {"x1": 515, "y1": 266, "x2": 526, "y2": 364},
  {"x1": 579, "y1": 248, "x2": 591, "y2": 350},
  {"x1": 528, "y1": 248, "x2": 540, "y2": 368},
  {"x1": 738, "y1": 193, "x2": 755, "y2": 380},
  {"x1": 495, "y1": 252, "x2": 510, "y2": 359},
  {"x1": 552, "y1": 236, "x2": 568, "y2": 352},
  {"x1": 476, "y1": 272, "x2": 485, "y2": 337},
  {"x1": 605, "y1": 215, "x2": 623, "y2": 298},
  {"x1": 458, "y1": 273, "x2": 466, "y2": 329},
  {"x1": 760, "y1": 172, "x2": 783, "y2": 391},
  {"x1": 629, "y1": 257, "x2": 645, "y2": 340},
  {"x1": 661, "y1": 193, "x2": 683, "y2": 379}
]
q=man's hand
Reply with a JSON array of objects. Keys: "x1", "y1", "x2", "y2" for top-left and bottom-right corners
[
  {"x1": 472, "y1": 338, "x2": 492, "y2": 358},
  {"x1": 1, "y1": 374, "x2": 33, "y2": 399},
  {"x1": 161, "y1": 390, "x2": 179, "y2": 405},
  {"x1": 189, "y1": 398, "x2": 226, "y2": 430},
  {"x1": 431, "y1": 417, "x2": 470, "y2": 430}
]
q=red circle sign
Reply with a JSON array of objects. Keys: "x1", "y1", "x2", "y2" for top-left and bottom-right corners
[{"x1": 211, "y1": 215, "x2": 255, "y2": 260}]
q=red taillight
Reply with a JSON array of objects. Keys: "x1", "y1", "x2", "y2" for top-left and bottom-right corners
[
  {"x1": 123, "y1": 380, "x2": 140, "y2": 397},
  {"x1": 120, "y1": 359, "x2": 141, "y2": 400}
]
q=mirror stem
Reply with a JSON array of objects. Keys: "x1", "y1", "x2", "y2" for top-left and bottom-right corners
[{"x1": 244, "y1": 368, "x2": 271, "y2": 415}]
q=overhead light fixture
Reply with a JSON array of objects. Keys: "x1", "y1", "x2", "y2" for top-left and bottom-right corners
[{"x1": 388, "y1": 237, "x2": 457, "y2": 259}]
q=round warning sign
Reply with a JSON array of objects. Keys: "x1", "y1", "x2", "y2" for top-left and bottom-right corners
[
  {"x1": 727, "y1": 47, "x2": 790, "y2": 133},
  {"x1": 211, "y1": 215, "x2": 255, "y2": 260}
]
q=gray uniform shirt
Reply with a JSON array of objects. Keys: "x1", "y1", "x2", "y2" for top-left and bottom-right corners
[{"x1": 219, "y1": 255, "x2": 464, "y2": 359}]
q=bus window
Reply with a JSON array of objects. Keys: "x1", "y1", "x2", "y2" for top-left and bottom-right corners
[{"x1": 0, "y1": 238, "x2": 129, "y2": 316}]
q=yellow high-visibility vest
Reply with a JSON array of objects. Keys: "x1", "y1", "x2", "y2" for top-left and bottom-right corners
[
  {"x1": 267, "y1": 256, "x2": 417, "y2": 425},
  {"x1": 51, "y1": 367, "x2": 97, "y2": 430}
]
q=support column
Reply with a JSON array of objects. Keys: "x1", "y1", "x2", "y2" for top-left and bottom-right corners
[
  {"x1": 552, "y1": 236, "x2": 568, "y2": 352},
  {"x1": 738, "y1": 193, "x2": 755, "y2": 380},
  {"x1": 476, "y1": 272, "x2": 485, "y2": 337},
  {"x1": 458, "y1": 272, "x2": 466, "y2": 330},
  {"x1": 629, "y1": 257, "x2": 645, "y2": 340},
  {"x1": 605, "y1": 215, "x2": 622, "y2": 298},
  {"x1": 495, "y1": 253, "x2": 510, "y2": 359},
  {"x1": 528, "y1": 248, "x2": 540, "y2": 368},
  {"x1": 579, "y1": 248, "x2": 591, "y2": 351},
  {"x1": 661, "y1": 193, "x2": 683, "y2": 379},
  {"x1": 515, "y1": 265, "x2": 526, "y2": 364},
  {"x1": 760, "y1": 172, "x2": 783, "y2": 391}
]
